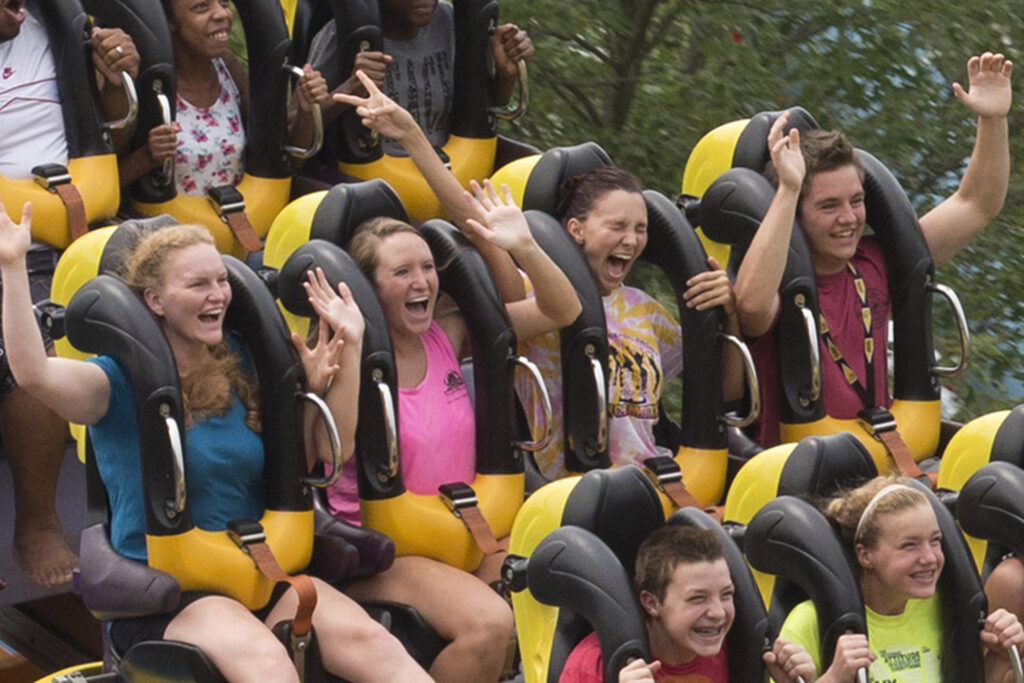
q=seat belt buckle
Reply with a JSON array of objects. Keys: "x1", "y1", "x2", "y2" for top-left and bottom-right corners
[
  {"x1": 226, "y1": 517, "x2": 267, "y2": 551},
  {"x1": 32, "y1": 163, "x2": 73, "y2": 191},
  {"x1": 439, "y1": 482, "x2": 478, "y2": 517},
  {"x1": 208, "y1": 184, "x2": 246, "y2": 220},
  {"x1": 857, "y1": 406, "x2": 898, "y2": 439},
  {"x1": 642, "y1": 455, "x2": 683, "y2": 492}
]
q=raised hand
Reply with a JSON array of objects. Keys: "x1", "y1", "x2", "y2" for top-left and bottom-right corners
[
  {"x1": 768, "y1": 111, "x2": 806, "y2": 193},
  {"x1": 332, "y1": 69, "x2": 416, "y2": 141},
  {"x1": 954, "y1": 52, "x2": 1013, "y2": 120},
  {"x1": 0, "y1": 198, "x2": 33, "y2": 267},
  {"x1": 296, "y1": 64, "x2": 329, "y2": 112},
  {"x1": 303, "y1": 268, "x2": 365, "y2": 346},
  {"x1": 291, "y1": 318, "x2": 345, "y2": 396},
  {"x1": 463, "y1": 179, "x2": 534, "y2": 255}
]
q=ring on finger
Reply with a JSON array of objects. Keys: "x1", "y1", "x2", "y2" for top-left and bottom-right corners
[{"x1": 115, "y1": 44, "x2": 124, "y2": 55}]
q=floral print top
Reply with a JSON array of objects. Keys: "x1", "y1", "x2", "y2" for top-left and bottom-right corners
[{"x1": 174, "y1": 58, "x2": 245, "y2": 197}]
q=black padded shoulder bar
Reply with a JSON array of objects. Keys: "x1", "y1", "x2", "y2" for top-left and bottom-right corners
[
  {"x1": 642, "y1": 189, "x2": 726, "y2": 450},
  {"x1": 778, "y1": 432, "x2": 877, "y2": 499},
  {"x1": 420, "y1": 220, "x2": 521, "y2": 476},
  {"x1": 524, "y1": 209, "x2": 609, "y2": 471},
  {"x1": 958, "y1": 461, "x2": 1024, "y2": 570},
  {"x1": 450, "y1": 0, "x2": 498, "y2": 139},
  {"x1": 35, "y1": 0, "x2": 107, "y2": 158},
  {"x1": 527, "y1": 526, "x2": 649, "y2": 683},
  {"x1": 66, "y1": 275, "x2": 190, "y2": 535},
  {"x1": 222, "y1": 256, "x2": 310, "y2": 511},
  {"x1": 731, "y1": 107, "x2": 819, "y2": 173},
  {"x1": 278, "y1": 239, "x2": 403, "y2": 500},
  {"x1": 745, "y1": 496, "x2": 865, "y2": 670},
  {"x1": 521, "y1": 142, "x2": 613, "y2": 217}
]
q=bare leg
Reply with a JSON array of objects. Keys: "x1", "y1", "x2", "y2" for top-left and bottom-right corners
[
  {"x1": 164, "y1": 595, "x2": 300, "y2": 683},
  {"x1": 5, "y1": 382, "x2": 75, "y2": 588},
  {"x1": 266, "y1": 576, "x2": 432, "y2": 683},
  {"x1": 345, "y1": 556, "x2": 514, "y2": 683}
]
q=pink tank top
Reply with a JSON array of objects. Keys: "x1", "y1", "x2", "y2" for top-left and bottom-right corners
[{"x1": 326, "y1": 321, "x2": 476, "y2": 524}]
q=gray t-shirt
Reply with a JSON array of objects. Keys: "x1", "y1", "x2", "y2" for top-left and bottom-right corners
[{"x1": 309, "y1": 2, "x2": 455, "y2": 156}]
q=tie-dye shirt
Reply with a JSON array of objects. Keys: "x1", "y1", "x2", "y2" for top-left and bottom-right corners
[
  {"x1": 520, "y1": 283, "x2": 683, "y2": 480},
  {"x1": 174, "y1": 58, "x2": 245, "y2": 196}
]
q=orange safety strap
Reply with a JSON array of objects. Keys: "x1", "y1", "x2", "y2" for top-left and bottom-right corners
[
  {"x1": 643, "y1": 456, "x2": 700, "y2": 510},
  {"x1": 222, "y1": 210, "x2": 264, "y2": 254},
  {"x1": 440, "y1": 483, "x2": 503, "y2": 555},
  {"x1": 877, "y1": 429, "x2": 937, "y2": 488},
  {"x1": 52, "y1": 183, "x2": 88, "y2": 241}
]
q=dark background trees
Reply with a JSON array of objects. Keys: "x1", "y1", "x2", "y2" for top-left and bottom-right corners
[{"x1": 500, "y1": 0, "x2": 1024, "y2": 419}]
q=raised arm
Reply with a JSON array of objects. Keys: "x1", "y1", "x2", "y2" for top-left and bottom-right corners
[
  {"x1": 733, "y1": 113, "x2": 806, "y2": 338},
  {"x1": 919, "y1": 52, "x2": 1012, "y2": 266},
  {"x1": 467, "y1": 180, "x2": 581, "y2": 340},
  {"x1": 0, "y1": 202, "x2": 110, "y2": 425},
  {"x1": 334, "y1": 70, "x2": 526, "y2": 301},
  {"x1": 290, "y1": 268, "x2": 364, "y2": 466}
]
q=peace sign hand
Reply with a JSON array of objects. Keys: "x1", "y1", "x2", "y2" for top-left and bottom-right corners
[{"x1": 332, "y1": 69, "x2": 416, "y2": 141}]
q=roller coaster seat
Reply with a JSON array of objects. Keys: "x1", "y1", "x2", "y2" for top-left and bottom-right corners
[
  {"x1": 506, "y1": 467, "x2": 769, "y2": 682},
  {"x1": 47, "y1": 219, "x2": 394, "y2": 681},
  {"x1": 494, "y1": 142, "x2": 748, "y2": 509},
  {"x1": 692, "y1": 108, "x2": 947, "y2": 473},
  {"x1": 957, "y1": 461, "x2": 1024, "y2": 580},
  {"x1": 745, "y1": 482, "x2": 986, "y2": 681},
  {"x1": 937, "y1": 404, "x2": 1024, "y2": 571},
  {"x1": 723, "y1": 432, "x2": 878, "y2": 604},
  {"x1": 1, "y1": 0, "x2": 142, "y2": 248}
]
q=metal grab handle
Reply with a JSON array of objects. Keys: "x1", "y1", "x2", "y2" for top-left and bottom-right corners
[
  {"x1": 857, "y1": 666, "x2": 869, "y2": 683},
  {"x1": 719, "y1": 333, "x2": 760, "y2": 428},
  {"x1": 798, "y1": 303, "x2": 822, "y2": 402},
  {"x1": 1011, "y1": 643, "x2": 1023, "y2": 683},
  {"x1": 375, "y1": 373, "x2": 399, "y2": 483},
  {"x1": 283, "y1": 65, "x2": 324, "y2": 159},
  {"x1": 489, "y1": 61, "x2": 529, "y2": 121},
  {"x1": 513, "y1": 355, "x2": 552, "y2": 452},
  {"x1": 163, "y1": 411, "x2": 186, "y2": 518},
  {"x1": 588, "y1": 352, "x2": 608, "y2": 454},
  {"x1": 154, "y1": 86, "x2": 175, "y2": 187},
  {"x1": 101, "y1": 71, "x2": 138, "y2": 131},
  {"x1": 298, "y1": 391, "x2": 343, "y2": 487},
  {"x1": 929, "y1": 282, "x2": 969, "y2": 378}
]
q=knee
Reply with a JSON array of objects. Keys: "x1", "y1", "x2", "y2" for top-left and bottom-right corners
[
  {"x1": 344, "y1": 615, "x2": 412, "y2": 661},
  {"x1": 456, "y1": 593, "x2": 514, "y2": 648}
]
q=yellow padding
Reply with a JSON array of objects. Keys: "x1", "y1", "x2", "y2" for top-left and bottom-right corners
[
  {"x1": 936, "y1": 409, "x2": 1009, "y2": 571},
  {"x1": 50, "y1": 226, "x2": 117, "y2": 361},
  {"x1": 146, "y1": 508, "x2": 313, "y2": 610},
  {"x1": 489, "y1": 153, "x2": 540, "y2": 208},
  {"x1": 508, "y1": 476, "x2": 582, "y2": 683},
  {"x1": 361, "y1": 472, "x2": 524, "y2": 572},
  {"x1": 680, "y1": 118, "x2": 748, "y2": 267},
  {"x1": 263, "y1": 190, "x2": 328, "y2": 337},
  {"x1": 133, "y1": 175, "x2": 291, "y2": 256},
  {"x1": 723, "y1": 443, "x2": 797, "y2": 605},
  {"x1": 0, "y1": 155, "x2": 120, "y2": 249},
  {"x1": 339, "y1": 135, "x2": 496, "y2": 223},
  {"x1": 36, "y1": 663, "x2": 104, "y2": 682},
  {"x1": 673, "y1": 446, "x2": 728, "y2": 509},
  {"x1": 780, "y1": 399, "x2": 941, "y2": 474}
]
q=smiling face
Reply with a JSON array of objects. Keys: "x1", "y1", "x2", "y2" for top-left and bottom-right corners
[
  {"x1": 798, "y1": 164, "x2": 867, "y2": 275},
  {"x1": 857, "y1": 502, "x2": 944, "y2": 612},
  {"x1": 143, "y1": 242, "x2": 231, "y2": 356},
  {"x1": 566, "y1": 188, "x2": 648, "y2": 296},
  {"x1": 372, "y1": 231, "x2": 438, "y2": 340},
  {"x1": 167, "y1": 0, "x2": 232, "y2": 59},
  {"x1": 0, "y1": 0, "x2": 26, "y2": 41},
  {"x1": 641, "y1": 558, "x2": 735, "y2": 665}
]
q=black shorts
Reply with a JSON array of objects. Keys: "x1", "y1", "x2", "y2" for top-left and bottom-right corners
[
  {"x1": 0, "y1": 245, "x2": 60, "y2": 399},
  {"x1": 107, "y1": 583, "x2": 290, "y2": 655}
]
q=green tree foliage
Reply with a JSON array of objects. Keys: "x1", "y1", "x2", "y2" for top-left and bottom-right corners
[{"x1": 501, "y1": 0, "x2": 1024, "y2": 420}]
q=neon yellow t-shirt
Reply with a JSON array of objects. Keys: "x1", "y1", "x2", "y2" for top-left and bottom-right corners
[{"x1": 779, "y1": 596, "x2": 942, "y2": 682}]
